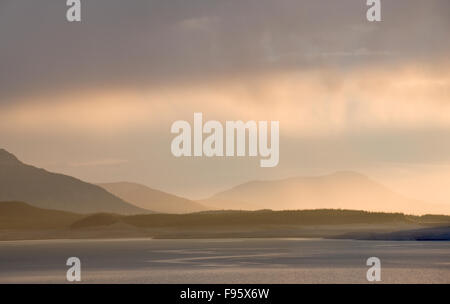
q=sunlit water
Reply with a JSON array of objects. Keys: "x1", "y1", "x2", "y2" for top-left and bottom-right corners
[{"x1": 0, "y1": 238, "x2": 449, "y2": 283}]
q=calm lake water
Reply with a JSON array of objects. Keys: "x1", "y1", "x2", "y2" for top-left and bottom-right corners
[{"x1": 0, "y1": 238, "x2": 449, "y2": 283}]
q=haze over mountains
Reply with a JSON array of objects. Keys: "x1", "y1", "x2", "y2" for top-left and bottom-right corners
[
  {"x1": 203, "y1": 171, "x2": 447, "y2": 215},
  {"x1": 1, "y1": 148, "x2": 448, "y2": 216},
  {"x1": 0, "y1": 149, "x2": 148, "y2": 214},
  {"x1": 98, "y1": 182, "x2": 206, "y2": 214}
]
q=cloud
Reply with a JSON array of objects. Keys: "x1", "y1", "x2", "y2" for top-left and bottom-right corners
[
  {"x1": 178, "y1": 16, "x2": 219, "y2": 32},
  {"x1": 0, "y1": 0, "x2": 449, "y2": 102},
  {"x1": 1, "y1": 62, "x2": 448, "y2": 138}
]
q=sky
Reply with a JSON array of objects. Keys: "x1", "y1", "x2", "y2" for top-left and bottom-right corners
[{"x1": 0, "y1": 0, "x2": 449, "y2": 206}]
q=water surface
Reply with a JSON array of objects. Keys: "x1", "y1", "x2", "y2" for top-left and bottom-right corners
[{"x1": 0, "y1": 238, "x2": 448, "y2": 283}]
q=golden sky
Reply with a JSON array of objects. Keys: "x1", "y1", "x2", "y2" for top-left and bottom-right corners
[{"x1": 0, "y1": 0, "x2": 449, "y2": 211}]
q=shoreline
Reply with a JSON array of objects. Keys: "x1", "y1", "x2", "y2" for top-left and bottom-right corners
[{"x1": 1, "y1": 224, "x2": 448, "y2": 242}]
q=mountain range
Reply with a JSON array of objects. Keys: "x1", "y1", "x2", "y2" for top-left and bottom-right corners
[
  {"x1": 0, "y1": 148, "x2": 206, "y2": 214},
  {"x1": 1, "y1": 148, "x2": 447, "y2": 215}
]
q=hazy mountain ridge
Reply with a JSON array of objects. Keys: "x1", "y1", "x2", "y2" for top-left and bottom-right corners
[
  {"x1": 1, "y1": 148, "x2": 447, "y2": 216},
  {"x1": 0, "y1": 149, "x2": 149, "y2": 214},
  {"x1": 98, "y1": 182, "x2": 206, "y2": 214},
  {"x1": 203, "y1": 171, "x2": 447, "y2": 215}
]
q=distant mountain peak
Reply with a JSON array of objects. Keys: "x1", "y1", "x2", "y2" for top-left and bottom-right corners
[
  {"x1": 203, "y1": 170, "x2": 442, "y2": 215},
  {"x1": 0, "y1": 149, "x2": 150, "y2": 214},
  {"x1": 0, "y1": 149, "x2": 21, "y2": 165}
]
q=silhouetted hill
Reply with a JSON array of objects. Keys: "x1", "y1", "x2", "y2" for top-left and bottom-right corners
[
  {"x1": 0, "y1": 201, "x2": 82, "y2": 229},
  {"x1": 0, "y1": 149, "x2": 150, "y2": 214},
  {"x1": 70, "y1": 213, "x2": 121, "y2": 229},
  {"x1": 1, "y1": 202, "x2": 449, "y2": 240},
  {"x1": 335, "y1": 226, "x2": 450, "y2": 241},
  {"x1": 202, "y1": 172, "x2": 447, "y2": 214},
  {"x1": 71, "y1": 209, "x2": 450, "y2": 229},
  {"x1": 98, "y1": 182, "x2": 207, "y2": 214}
]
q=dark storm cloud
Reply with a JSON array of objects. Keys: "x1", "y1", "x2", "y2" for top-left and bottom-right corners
[{"x1": 0, "y1": 0, "x2": 449, "y2": 102}]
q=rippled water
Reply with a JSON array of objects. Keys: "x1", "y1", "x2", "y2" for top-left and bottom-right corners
[{"x1": 0, "y1": 238, "x2": 449, "y2": 283}]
